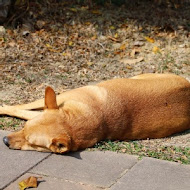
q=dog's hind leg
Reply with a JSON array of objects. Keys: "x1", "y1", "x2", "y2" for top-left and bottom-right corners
[{"x1": 0, "y1": 106, "x2": 42, "y2": 120}]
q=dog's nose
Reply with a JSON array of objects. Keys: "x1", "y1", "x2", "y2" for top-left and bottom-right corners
[{"x1": 3, "y1": 136, "x2": 10, "y2": 147}]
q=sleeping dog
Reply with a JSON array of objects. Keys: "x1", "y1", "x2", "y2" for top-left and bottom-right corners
[{"x1": 1, "y1": 73, "x2": 190, "y2": 153}]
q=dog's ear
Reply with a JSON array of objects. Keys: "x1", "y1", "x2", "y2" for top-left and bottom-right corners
[
  {"x1": 50, "y1": 136, "x2": 71, "y2": 154},
  {"x1": 45, "y1": 86, "x2": 58, "y2": 109}
]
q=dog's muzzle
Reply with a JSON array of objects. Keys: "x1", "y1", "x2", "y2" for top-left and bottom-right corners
[{"x1": 3, "y1": 136, "x2": 10, "y2": 147}]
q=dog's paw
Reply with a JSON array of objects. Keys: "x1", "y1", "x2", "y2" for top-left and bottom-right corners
[
  {"x1": 0, "y1": 105, "x2": 10, "y2": 114},
  {"x1": 0, "y1": 104, "x2": 8, "y2": 108}
]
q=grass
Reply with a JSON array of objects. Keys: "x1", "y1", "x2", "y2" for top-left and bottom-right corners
[
  {"x1": 92, "y1": 140, "x2": 190, "y2": 164},
  {"x1": 158, "y1": 52, "x2": 175, "y2": 73},
  {"x1": 0, "y1": 117, "x2": 24, "y2": 130}
]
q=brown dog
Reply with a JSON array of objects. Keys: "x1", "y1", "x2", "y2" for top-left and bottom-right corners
[{"x1": 1, "y1": 73, "x2": 190, "y2": 153}]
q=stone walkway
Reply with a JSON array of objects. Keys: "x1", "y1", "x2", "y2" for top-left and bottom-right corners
[{"x1": 1, "y1": 130, "x2": 190, "y2": 190}]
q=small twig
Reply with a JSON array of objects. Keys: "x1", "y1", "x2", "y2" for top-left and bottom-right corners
[
  {"x1": 107, "y1": 36, "x2": 120, "y2": 42},
  {"x1": 98, "y1": 42, "x2": 104, "y2": 49}
]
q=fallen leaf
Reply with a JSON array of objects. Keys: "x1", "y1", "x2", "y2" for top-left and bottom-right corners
[
  {"x1": 62, "y1": 52, "x2": 67, "y2": 56},
  {"x1": 119, "y1": 43, "x2": 126, "y2": 51},
  {"x1": 121, "y1": 57, "x2": 144, "y2": 64},
  {"x1": 62, "y1": 52, "x2": 71, "y2": 57},
  {"x1": 87, "y1": 62, "x2": 94, "y2": 66},
  {"x1": 85, "y1": 22, "x2": 91, "y2": 25},
  {"x1": 19, "y1": 176, "x2": 38, "y2": 190},
  {"x1": 120, "y1": 23, "x2": 128, "y2": 28},
  {"x1": 114, "y1": 51, "x2": 121, "y2": 55},
  {"x1": 91, "y1": 10, "x2": 102, "y2": 15},
  {"x1": 114, "y1": 33, "x2": 118, "y2": 38},
  {"x1": 145, "y1": 37, "x2": 155, "y2": 43},
  {"x1": 91, "y1": 35, "x2": 97, "y2": 40},
  {"x1": 110, "y1": 26, "x2": 115, "y2": 30},
  {"x1": 126, "y1": 65, "x2": 133, "y2": 70},
  {"x1": 45, "y1": 43, "x2": 59, "y2": 52},
  {"x1": 68, "y1": 41, "x2": 73, "y2": 46},
  {"x1": 152, "y1": 46, "x2": 160, "y2": 53},
  {"x1": 69, "y1": 8, "x2": 78, "y2": 12},
  {"x1": 46, "y1": 43, "x2": 52, "y2": 48}
]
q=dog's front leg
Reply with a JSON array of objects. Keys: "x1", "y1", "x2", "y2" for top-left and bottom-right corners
[
  {"x1": 0, "y1": 106, "x2": 42, "y2": 120},
  {"x1": 7, "y1": 98, "x2": 45, "y2": 111},
  {"x1": 2, "y1": 93, "x2": 65, "y2": 111}
]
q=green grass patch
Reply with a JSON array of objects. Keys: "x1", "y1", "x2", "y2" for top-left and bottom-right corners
[
  {"x1": 92, "y1": 140, "x2": 190, "y2": 164},
  {"x1": 0, "y1": 117, "x2": 24, "y2": 130}
]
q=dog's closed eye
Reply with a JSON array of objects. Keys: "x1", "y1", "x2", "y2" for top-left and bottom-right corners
[{"x1": 58, "y1": 143, "x2": 65, "y2": 149}]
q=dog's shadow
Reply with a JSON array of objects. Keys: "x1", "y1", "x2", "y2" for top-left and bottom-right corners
[
  {"x1": 170, "y1": 129, "x2": 190, "y2": 138},
  {"x1": 59, "y1": 151, "x2": 83, "y2": 160},
  {"x1": 61, "y1": 129, "x2": 190, "y2": 159},
  {"x1": 37, "y1": 179, "x2": 46, "y2": 186}
]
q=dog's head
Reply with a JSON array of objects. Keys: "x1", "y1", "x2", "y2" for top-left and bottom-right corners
[{"x1": 3, "y1": 87, "x2": 71, "y2": 154}]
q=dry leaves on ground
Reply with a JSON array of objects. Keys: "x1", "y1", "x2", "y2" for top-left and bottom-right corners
[{"x1": 19, "y1": 176, "x2": 38, "y2": 190}]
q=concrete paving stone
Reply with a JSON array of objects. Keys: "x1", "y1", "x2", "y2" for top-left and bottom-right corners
[
  {"x1": 0, "y1": 130, "x2": 51, "y2": 190},
  {"x1": 110, "y1": 157, "x2": 190, "y2": 190},
  {"x1": 5, "y1": 173, "x2": 101, "y2": 190},
  {"x1": 30, "y1": 151, "x2": 138, "y2": 188}
]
